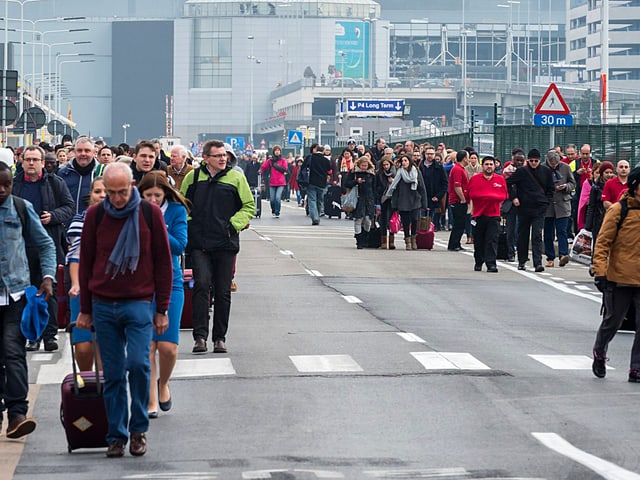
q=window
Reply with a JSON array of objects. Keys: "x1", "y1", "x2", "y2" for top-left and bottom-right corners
[
  {"x1": 193, "y1": 18, "x2": 232, "y2": 88},
  {"x1": 571, "y1": 16, "x2": 587, "y2": 29}
]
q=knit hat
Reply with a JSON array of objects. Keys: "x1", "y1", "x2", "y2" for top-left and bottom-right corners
[
  {"x1": 628, "y1": 166, "x2": 640, "y2": 194},
  {"x1": 20, "y1": 286, "x2": 50, "y2": 343},
  {"x1": 598, "y1": 161, "x2": 614, "y2": 176},
  {"x1": 527, "y1": 148, "x2": 541, "y2": 159}
]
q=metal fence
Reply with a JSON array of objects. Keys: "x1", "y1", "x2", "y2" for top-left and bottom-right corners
[{"x1": 494, "y1": 124, "x2": 640, "y2": 167}]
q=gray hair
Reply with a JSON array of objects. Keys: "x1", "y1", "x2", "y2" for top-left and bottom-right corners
[
  {"x1": 546, "y1": 149, "x2": 561, "y2": 164},
  {"x1": 104, "y1": 161, "x2": 133, "y2": 181},
  {"x1": 74, "y1": 135, "x2": 94, "y2": 148}
]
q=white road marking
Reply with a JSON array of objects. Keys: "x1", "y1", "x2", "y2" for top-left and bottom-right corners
[
  {"x1": 36, "y1": 340, "x2": 73, "y2": 385},
  {"x1": 564, "y1": 280, "x2": 578, "y2": 285},
  {"x1": 172, "y1": 358, "x2": 236, "y2": 377},
  {"x1": 575, "y1": 285, "x2": 592, "y2": 291},
  {"x1": 289, "y1": 354, "x2": 363, "y2": 373},
  {"x1": 528, "y1": 354, "x2": 613, "y2": 370},
  {"x1": 397, "y1": 332, "x2": 426, "y2": 343},
  {"x1": 533, "y1": 432, "x2": 640, "y2": 480},
  {"x1": 260, "y1": 236, "x2": 271, "y2": 241},
  {"x1": 29, "y1": 353, "x2": 55, "y2": 362},
  {"x1": 305, "y1": 269, "x2": 324, "y2": 277},
  {"x1": 411, "y1": 352, "x2": 491, "y2": 370},
  {"x1": 341, "y1": 295, "x2": 362, "y2": 304},
  {"x1": 279, "y1": 250, "x2": 294, "y2": 256},
  {"x1": 538, "y1": 272, "x2": 552, "y2": 276},
  {"x1": 550, "y1": 276, "x2": 564, "y2": 281}
]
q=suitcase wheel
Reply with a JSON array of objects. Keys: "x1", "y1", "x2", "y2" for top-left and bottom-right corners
[{"x1": 68, "y1": 445, "x2": 72, "y2": 453}]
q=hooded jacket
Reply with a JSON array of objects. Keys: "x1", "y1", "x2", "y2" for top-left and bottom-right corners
[{"x1": 592, "y1": 192, "x2": 640, "y2": 285}]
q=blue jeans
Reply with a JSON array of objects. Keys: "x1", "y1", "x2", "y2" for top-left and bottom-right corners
[
  {"x1": 544, "y1": 216, "x2": 570, "y2": 260},
  {"x1": 92, "y1": 300, "x2": 153, "y2": 444},
  {"x1": 307, "y1": 185, "x2": 324, "y2": 223},
  {"x1": 269, "y1": 185, "x2": 284, "y2": 216},
  {"x1": 0, "y1": 297, "x2": 29, "y2": 421}
]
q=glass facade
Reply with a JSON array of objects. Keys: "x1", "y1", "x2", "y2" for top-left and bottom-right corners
[{"x1": 193, "y1": 18, "x2": 232, "y2": 88}]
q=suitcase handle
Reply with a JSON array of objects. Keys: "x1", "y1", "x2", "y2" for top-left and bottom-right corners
[{"x1": 67, "y1": 322, "x2": 102, "y2": 396}]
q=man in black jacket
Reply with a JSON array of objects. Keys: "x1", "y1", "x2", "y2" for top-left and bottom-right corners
[
  {"x1": 419, "y1": 145, "x2": 448, "y2": 223},
  {"x1": 302, "y1": 143, "x2": 331, "y2": 225},
  {"x1": 12, "y1": 145, "x2": 75, "y2": 351},
  {"x1": 506, "y1": 149, "x2": 555, "y2": 272}
]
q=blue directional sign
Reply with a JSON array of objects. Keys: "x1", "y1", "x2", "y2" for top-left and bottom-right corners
[
  {"x1": 287, "y1": 130, "x2": 303, "y2": 145},
  {"x1": 225, "y1": 136, "x2": 245, "y2": 150},
  {"x1": 347, "y1": 99, "x2": 405, "y2": 117},
  {"x1": 533, "y1": 114, "x2": 573, "y2": 127}
]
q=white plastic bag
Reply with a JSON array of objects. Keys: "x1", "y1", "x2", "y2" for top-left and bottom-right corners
[{"x1": 569, "y1": 228, "x2": 593, "y2": 265}]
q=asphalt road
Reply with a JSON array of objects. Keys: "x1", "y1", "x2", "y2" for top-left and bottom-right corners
[{"x1": 2, "y1": 199, "x2": 639, "y2": 480}]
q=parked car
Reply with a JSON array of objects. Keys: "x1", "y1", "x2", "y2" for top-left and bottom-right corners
[{"x1": 330, "y1": 78, "x2": 365, "y2": 88}]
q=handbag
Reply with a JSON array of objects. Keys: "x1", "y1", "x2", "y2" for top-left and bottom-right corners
[
  {"x1": 341, "y1": 187, "x2": 358, "y2": 213},
  {"x1": 500, "y1": 199, "x2": 513, "y2": 216},
  {"x1": 389, "y1": 211, "x2": 401, "y2": 234},
  {"x1": 418, "y1": 209, "x2": 431, "y2": 231},
  {"x1": 435, "y1": 195, "x2": 447, "y2": 215}
]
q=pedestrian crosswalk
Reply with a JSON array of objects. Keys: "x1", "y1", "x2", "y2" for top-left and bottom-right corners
[{"x1": 31, "y1": 334, "x2": 614, "y2": 385}]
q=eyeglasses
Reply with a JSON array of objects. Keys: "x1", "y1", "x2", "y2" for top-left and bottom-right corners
[
  {"x1": 528, "y1": 159, "x2": 540, "y2": 163},
  {"x1": 23, "y1": 157, "x2": 42, "y2": 163},
  {"x1": 205, "y1": 154, "x2": 226, "y2": 159}
]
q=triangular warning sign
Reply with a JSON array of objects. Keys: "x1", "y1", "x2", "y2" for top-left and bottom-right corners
[
  {"x1": 289, "y1": 132, "x2": 301, "y2": 143},
  {"x1": 535, "y1": 83, "x2": 570, "y2": 115}
]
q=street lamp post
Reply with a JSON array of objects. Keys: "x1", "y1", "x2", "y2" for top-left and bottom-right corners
[
  {"x1": 248, "y1": 35, "x2": 254, "y2": 148},
  {"x1": 122, "y1": 123, "x2": 130, "y2": 143},
  {"x1": 318, "y1": 118, "x2": 326, "y2": 146},
  {"x1": 338, "y1": 50, "x2": 346, "y2": 137}
]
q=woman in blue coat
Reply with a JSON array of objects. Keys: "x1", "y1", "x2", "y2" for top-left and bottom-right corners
[{"x1": 137, "y1": 171, "x2": 188, "y2": 418}]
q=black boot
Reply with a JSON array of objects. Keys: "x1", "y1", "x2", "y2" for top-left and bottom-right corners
[{"x1": 355, "y1": 232, "x2": 367, "y2": 249}]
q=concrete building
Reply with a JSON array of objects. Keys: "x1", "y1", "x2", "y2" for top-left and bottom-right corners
[{"x1": 566, "y1": 0, "x2": 640, "y2": 87}]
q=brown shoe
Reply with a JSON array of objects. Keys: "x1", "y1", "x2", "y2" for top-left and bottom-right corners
[
  {"x1": 6, "y1": 415, "x2": 36, "y2": 439},
  {"x1": 559, "y1": 255, "x2": 570, "y2": 267},
  {"x1": 129, "y1": 432, "x2": 147, "y2": 456},
  {"x1": 545, "y1": 260, "x2": 554, "y2": 268},
  {"x1": 192, "y1": 338, "x2": 207, "y2": 355},
  {"x1": 106, "y1": 441, "x2": 125, "y2": 458},
  {"x1": 213, "y1": 339, "x2": 227, "y2": 353},
  {"x1": 230, "y1": 281, "x2": 237, "y2": 292}
]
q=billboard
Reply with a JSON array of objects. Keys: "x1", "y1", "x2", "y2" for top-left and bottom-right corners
[{"x1": 334, "y1": 21, "x2": 369, "y2": 80}]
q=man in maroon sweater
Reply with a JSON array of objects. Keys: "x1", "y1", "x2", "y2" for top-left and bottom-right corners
[{"x1": 77, "y1": 162, "x2": 172, "y2": 458}]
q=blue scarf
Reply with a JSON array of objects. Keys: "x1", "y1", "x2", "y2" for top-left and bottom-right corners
[{"x1": 103, "y1": 186, "x2": 142, "y2": 278}]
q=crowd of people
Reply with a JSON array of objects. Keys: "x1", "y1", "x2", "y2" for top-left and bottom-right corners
[{"x1": 1, "y1": 133, "x2": 638, "y2": 458}]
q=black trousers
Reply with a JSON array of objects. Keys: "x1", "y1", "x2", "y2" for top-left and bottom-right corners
[
  {"x1": 517, "y1": 211, "x2": 544, "y2": 267},
  {"x1": 447, "y1": 202, "x2": 468, "y2": 249},
  {"x1": 473, "y1": 216, "x2": 500, "y2": 268},
  {"x1": 191, "y1": 249, "x2": 235, "y2": 342}
]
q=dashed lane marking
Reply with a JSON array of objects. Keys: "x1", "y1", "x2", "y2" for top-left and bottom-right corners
[
  {"x1": 305, "y1": 269, "x2": 324, "y2": 277},
  {"x1": 172, "y1": 358, "x2": 236, "y2": 377},
  {"x1": 397, "y1": 332, "x2": 426, "y2": 343},
  {"x1": 528, "y1": 354, "x2": 613, "y2": 371},
  {"x1": 341, "y1": 295, "x2": 362, "y2": 304},
  {"x1": 289, "y1": 354, "x2": 363, "y2": 373},
  {"x1": 533, "y1": 432, "x2": 640, "y2": 480},
  {"x1": 411, "y1": 352, "x2": 491, "y2": 370}
]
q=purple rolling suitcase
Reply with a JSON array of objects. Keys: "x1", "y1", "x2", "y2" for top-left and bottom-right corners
[{"x1": 60, "y1": 325, "x2": 108, "y2": 452}]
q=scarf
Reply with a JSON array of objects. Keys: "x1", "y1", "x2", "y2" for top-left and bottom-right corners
[
  {"x1": 72, "y1": 158, "x2": 96, "y2": 177},
  {"x1": 383, "y1": 166, "x2": 418, "y2": 202},
  {"x1": 103, "y1": 186, "x2": 142, "y2": 278}
]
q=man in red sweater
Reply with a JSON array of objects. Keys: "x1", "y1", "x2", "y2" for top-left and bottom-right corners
[
  {"x1": 468, "y1": 156, "x2": 508, "y2": 272},
  {"x1": 77, "y1": 162, "x2": 172, "y2": 458},
  {"x1": 602, "y1": 159, "x2": 630, "y2": 210},
  {"x1": 447, "y1": 150, "x2": 470, "y2": 251}
]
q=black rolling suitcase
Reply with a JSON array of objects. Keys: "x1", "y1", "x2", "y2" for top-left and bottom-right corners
[
  {"x1": 324, "y1": 185, "x2": 342, "y2": 219},
  {"x1": 496, "y1": 218, "x2": 509, "y2": 260}
]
